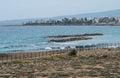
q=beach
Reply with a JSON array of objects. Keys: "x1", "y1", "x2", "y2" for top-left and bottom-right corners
[{"x1": 0, "y1": 48, "x2": 120, "y2": 78}]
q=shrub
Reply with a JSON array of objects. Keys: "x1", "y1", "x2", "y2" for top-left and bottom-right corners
[{"x1": 68, "y1": 49, "x2": 77, "y2": 56}]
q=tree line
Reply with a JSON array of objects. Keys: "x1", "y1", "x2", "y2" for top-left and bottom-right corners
[{"x1": 24, "y1": 17, "x2": 119, "y2": 26}]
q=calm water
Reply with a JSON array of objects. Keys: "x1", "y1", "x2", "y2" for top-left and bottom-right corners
[{"x1": 0, "y1": 26, "x2": 120, "y2": 53}]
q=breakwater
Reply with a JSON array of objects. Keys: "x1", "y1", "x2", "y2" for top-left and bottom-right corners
[{"x1": 46, "y1": 33, "x2": 103, "y2": 42}]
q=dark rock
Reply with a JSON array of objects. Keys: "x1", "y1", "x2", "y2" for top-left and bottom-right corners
[
  {"x1": 46, "y1": 33, "x2": 103, "y2": 38},
  {"x1": 48, "y1": 37, "x2": 92, "y2": 43}
]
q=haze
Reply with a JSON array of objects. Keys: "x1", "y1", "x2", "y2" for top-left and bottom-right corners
[{"x1": 0, "y1": 0, "x2": 120, "y2": 21}]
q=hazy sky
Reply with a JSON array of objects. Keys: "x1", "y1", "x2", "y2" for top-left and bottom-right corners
[{"x1": 0, "y1": 0, "x2": 120, "y2": 21}]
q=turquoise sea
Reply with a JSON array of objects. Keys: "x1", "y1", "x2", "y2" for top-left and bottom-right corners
[{"x1": 0, "y1": 26, "x2": 120, "y2": 53}]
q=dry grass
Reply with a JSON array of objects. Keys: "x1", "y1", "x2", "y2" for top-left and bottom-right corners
[{"x1": 0, "y1": 48, "x2": 120, "y2": 78}]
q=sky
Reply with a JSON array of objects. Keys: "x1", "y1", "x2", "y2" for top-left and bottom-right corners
[{"x1": 0, "y1": 0, "x2": 120, "y2": 21}]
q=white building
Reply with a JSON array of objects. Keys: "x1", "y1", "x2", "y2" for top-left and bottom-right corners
[{"x1": 116, "y1": 17, "x2": 120, "y2": 22}]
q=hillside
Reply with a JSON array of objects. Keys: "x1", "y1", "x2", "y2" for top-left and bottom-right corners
[{"x1": 53, "y1": 9, "x2": 120, "y2": 19}]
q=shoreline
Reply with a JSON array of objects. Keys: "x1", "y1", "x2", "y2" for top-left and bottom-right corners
[
  {"x1": 0, "y1": 44, "x2": 117, "y2": 55},
  {"x1": 0, "y1": 45, "x2": 119, "y2": 63},
  {"x1": 3, "y1": 24, "x2": 120, "y2": 26}
]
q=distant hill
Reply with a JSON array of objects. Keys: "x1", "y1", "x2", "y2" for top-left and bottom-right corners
[
  {"x1": 0, "y1": 9, "x2": 120, "y2": 26},
  {"x1": 52, "y1": 9, "x2": 120, "y2": 19}
]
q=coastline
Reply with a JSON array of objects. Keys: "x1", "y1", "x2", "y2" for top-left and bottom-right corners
[
  {"x1": 0, "y1": 43, "x2": 119, "y2": 63},
  {"x1": 0, "y1": 42, "x2": 119, "y2": 62},
  {"x1": 3, "y1": 24, "x2": 120, "y2": 26}
]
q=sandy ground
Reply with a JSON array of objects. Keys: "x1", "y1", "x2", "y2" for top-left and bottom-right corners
[{"x1": 0, "y1": 48, "x2": 120, "y2": 78}]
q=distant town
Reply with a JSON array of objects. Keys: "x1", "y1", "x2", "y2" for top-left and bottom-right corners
[{"x1": 24, "y1": 17, "x2": 120, "y2": 26}]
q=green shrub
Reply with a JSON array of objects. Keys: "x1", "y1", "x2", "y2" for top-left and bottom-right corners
[{"x1": 68, "y1": 49, "x2": 77, "y2": 56}]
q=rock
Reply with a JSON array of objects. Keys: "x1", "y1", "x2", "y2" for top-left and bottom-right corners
[
  {"x1": 48, "y1": 37, "x2": 92, "y2": 42},
  {"x1": 46, "y1": 33, "x2": 103, "y2": 38}
]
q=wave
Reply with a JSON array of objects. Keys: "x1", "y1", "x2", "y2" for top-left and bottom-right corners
[
  {"x1": 54, "y1": 41, "x2": 82, "y2": 46},
  {"x1": 1, "y1": 40, "x2": 120, "y2": 53}
]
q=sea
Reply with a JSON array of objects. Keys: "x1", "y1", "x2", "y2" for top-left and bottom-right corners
[{"x1": 0, "y1": 26, "x2": 120, "y2": 53}]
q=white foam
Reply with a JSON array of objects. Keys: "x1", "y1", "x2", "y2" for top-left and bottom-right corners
[
  {"x1": 55, "y1": 41, "x2": 81, "y2": 45},
  {"x1": 45, "y1": 47, "x2": 52, "y2": 50}
]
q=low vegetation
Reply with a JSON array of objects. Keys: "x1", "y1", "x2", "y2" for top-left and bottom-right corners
[
  {"x1": 68, "y1": 49, "x2": 77, "y2": 56},
  {"x1": 24, "y1": 17, "x2": 120, "y2": 26},
  {"x1": 0, "y1": 48, "x2": 120, "y2": 78}
]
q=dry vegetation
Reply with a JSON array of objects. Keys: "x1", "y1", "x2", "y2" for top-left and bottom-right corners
[{"x1": 0, "y1": 48, "x2": 120, "y2": 78}]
